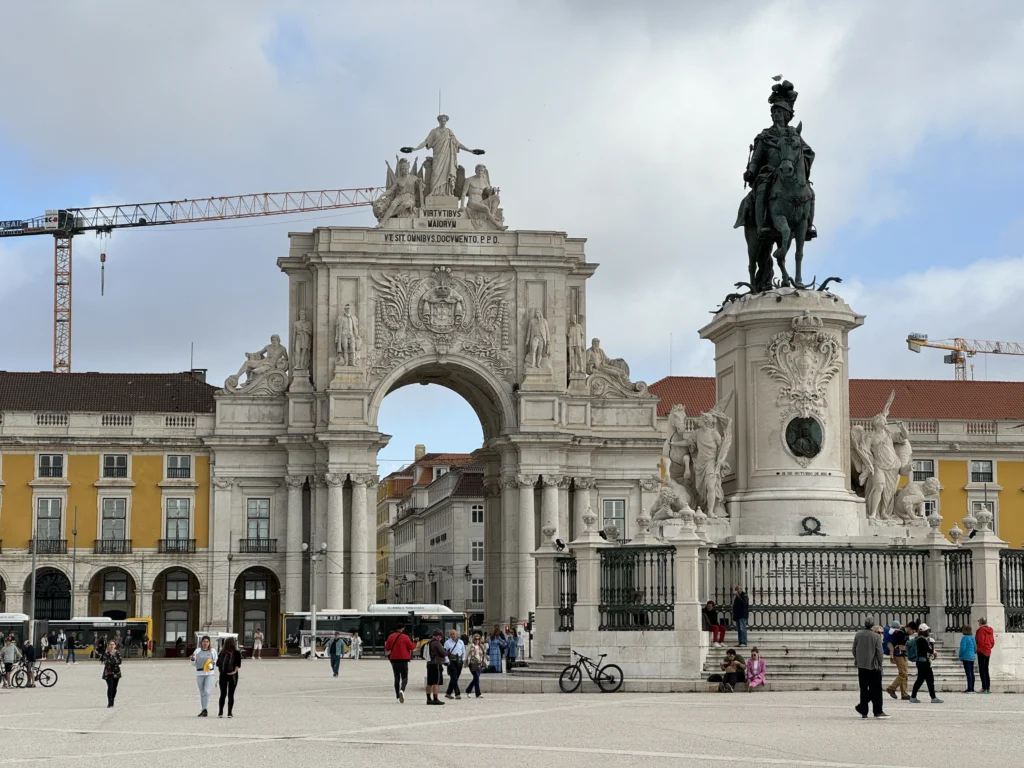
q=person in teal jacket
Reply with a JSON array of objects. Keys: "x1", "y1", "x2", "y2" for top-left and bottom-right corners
[{"x1": 958, "y1": 625, "x2": 977, "y2": 693}]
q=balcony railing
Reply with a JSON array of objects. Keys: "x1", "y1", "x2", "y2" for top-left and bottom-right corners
[
  {"x1": 30, "y1": 539, "x2": 68, "y2": 555},
  {"x1": 159, "y1": 538, "x2": 196, "y2": 554},
  {"x1": 238, "y1": 538, "x2": 277, "y2": 554},
  {"x1": 166, "y1": 467, "x2": 192, "y2": 479},
  {"x1": 94, "y1": 539, "x2": 132, "y2": 555},
  {"x1": 37, "y1": 466, "x2": 64, "y2": 478},
  {"x1": 102, "y1": 466, "x2": 129, "y2": 478}
]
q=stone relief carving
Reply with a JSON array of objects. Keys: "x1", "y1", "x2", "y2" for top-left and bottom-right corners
[
  {"x1": 284, "y1": 475, "x2": 306, "y2": 490},
  {"x1": 312, "y1": 475, "x2": 328, "y2": 489},
  {"x1": 851, "y1": 390, "x2": 912, "y2": 521},
  {"x1": 459, "y1": 164, "x2": 506, "y2": 231},
  {"x1": 370, "y1": 266, "x2": 513, "y2": 378},
  {"x1": 336, "y1": 304, "x2": 362, "y2": 367},
  {"x1": 222, "y1": 335, "x2": 290, "y2": 396},
  {"x1": 567, "y1": 315, "x2": 585, "y2": 376},
  {"x1": 573, "y1": 477, "x2": 597, "y2": 491},
  {"x1": 483, "y1": 479, "x2": 502, "y2": 498},
  {"x1": 541, "y1": 475, "x2": 562, "y2": 488},
  {"x1": 355, "y1": 473, "x2": 379, "y2": 488},
  {"x1": 515, "y1": 473, "x2": 539, "y2": 489},
  {"x1": 762, "y1": 311, "x2": 841, "y2": 419},
  {"x1": 658, "y1": 394, "x2": 734, "y2": 519},
  {"x1": 585, "y1": 338, "x2": 649, "y2": 397},
  {"x1": 291, "y1": 309, "x2": 312, "y2": 371},
  {"x1": 524, "y1": 309, "x2": 550, "y2": 370},
  {"x1": 500, "y1": 477, "x2": 520, "y2": 491},
  {"x1": 324, "y1": 473, "x2": 344, "y2": 487},
  {"x1": 557, "y1": 476, "x2": 573, "y2": 490},
  {"x1": 373, "y1": 156, "x2": 426, "y2": 224},
  {"x1": 400, "y1": 114, "x2": 485, "y2": 198},
  {"x1": 212, "y1": 477, "x2": 233, "y2": 490},
  {"x1": 639, "y1": 477, "x2": 660, "y2": 493},
  {"x1": 893, "y1": 477, "x2": 940, "y2": 525}
]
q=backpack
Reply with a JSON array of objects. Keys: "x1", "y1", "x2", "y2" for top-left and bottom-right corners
[{"x1": 905, "y1": 635, "x2": 919, "y2": 662}]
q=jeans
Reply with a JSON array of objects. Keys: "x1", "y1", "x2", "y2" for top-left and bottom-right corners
[
  {"x1": 390, "y1": 660, "x2": 409, "y2": 698},
  {"x1": 736, "y1": 618, "x2": 748, "y2": 646},
  {"x1": 196, "y1": 674, "x2": 216, "y2": 711},
  {"x1": 330, "y1": 656, "x2": 341, "y2": 677},
  {"x1": 446, "y1": 660, "x2": 463, "y2": 696},
  {"x1": 66, "y1": 647, "x2": 76, "y2": 664},
  {"x1": 857, "y1": 668, "x2": 884, "y2": 716},
  {"x1": 886, "y1": 656, "x2": 909, "y2": 697},
  {"x1": 105, "y1": 675, "x2": 119, "y2": 704},
  {"x1": 466, "y1": 667, "x2": 482, "y2": 696},
  {"x1": 218, "y1": 674, "x2": 238, "y2": 715},
  {"x1": 978, "y1": 652, "x2": 991, "y2": 691},
  {"x1": 912, "y1": 661, "x2": 936, "y2": 699},
  {"x1": 962, "y1": 660, "x2": 975, "y2": 692}
]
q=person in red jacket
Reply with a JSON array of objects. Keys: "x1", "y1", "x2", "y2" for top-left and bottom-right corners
[
  {"x1": 976, "y1": 617, "x2": 995, "y2": 694},
  {"x1": 384, "y1": 623, "x2": 416, "y2": 703}
]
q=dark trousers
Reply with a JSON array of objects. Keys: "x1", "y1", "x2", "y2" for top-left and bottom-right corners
[
  {"x1": 66, "y1": 647, "x2": 76, "y2": 664},
  {"x1": 912, "y1": 661, "x2": 936, "y2": 699},
  {"x1": 466, "y1": 667, "x2": 482, "y2": 696},
  {"x1": 446, "y1": 660, "x2": 463, "y2": 695},
  {"x1": 856, "y1": 668, "x2": 883, "y2": 716},
  {"x1": 724, "y1": 669, "x2": 746, "y2": 687},
  {"x1": 978, "y1": 652, "x2": 991, "y2": 691},
  {"x1": 330, "y1": 655, "x2": 341, "y2": 677},
  {"x1": 390, "y1": 660, "x2": 409, "y2": 698},
  {"x1": 962, "y1": 660, "x2": 975, "y2": 692},
  {"x1": 105, "y1": 675, "x2": 119, "y2": 704},
  {"x1": 218, "y1": 674, "x2": 237, "y2": 715}
]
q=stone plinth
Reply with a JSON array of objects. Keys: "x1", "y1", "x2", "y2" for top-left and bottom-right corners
[{"x1": 699, "y1": 289, "x2": 865, "y2": 538}]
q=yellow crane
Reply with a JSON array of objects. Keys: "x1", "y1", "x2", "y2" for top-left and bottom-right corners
[{"x1": 906, "y1": 334, "x2": 1024, "y2": 380}]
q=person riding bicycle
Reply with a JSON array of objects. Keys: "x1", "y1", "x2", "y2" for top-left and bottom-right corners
[
  {"x1": 21, "y1": 639, "x2": 37, "y2": 687},
  {"x1": 1, "y1": 637, "x2": 20, "y2": 688}
]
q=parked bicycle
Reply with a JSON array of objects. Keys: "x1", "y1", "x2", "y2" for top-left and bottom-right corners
[
  {"x1": 559, "y1": 650, "x2": 623, "y2": 693},
  {"x1": 13, "y1": 661, "x2": 57, "y2": 689}
]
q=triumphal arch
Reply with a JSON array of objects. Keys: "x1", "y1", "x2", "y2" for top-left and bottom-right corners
[{"x1": 206, "y1": 116, "x2": 662, "y2": 627}]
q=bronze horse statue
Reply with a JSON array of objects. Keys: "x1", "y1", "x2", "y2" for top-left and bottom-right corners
[{"x1": 737, "y1": 123, "x2": 814, "y2": 291}]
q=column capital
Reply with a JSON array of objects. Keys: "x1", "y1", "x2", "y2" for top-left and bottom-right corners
[
  {"x1": 284, "y1": 475, "x2": 306, "y2": 490},
  {"x1": 574, "y1": 477, "x2": 597, "y2": 490},
  {"x1": 483, "y1": 479, "x2": 502, "y2": 498},
  {"x1": 557, "y1": 476, "x2": 572, "y2": 490},
  {"x1": 324, "y1": 473, "x2": 345, "y2": 487},
  {"x1": 212, "y1": 477, "x2": 234, "y2": 491},
  {"x1": 541, "y1": 475, "x2": 563, "y2": 489},
  {"x1": 312, "y1": 474, "x2": 328, "y2": 489},
  {"x1": 355, "y1": 473, "x2": 379, "y2": 487},
  {"x1": 515, "y1": 473, "x2": 539, "y2": 489}
]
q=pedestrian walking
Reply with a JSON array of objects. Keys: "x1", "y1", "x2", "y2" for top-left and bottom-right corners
[
  {"x1": 976, "y1": 617, "x2": 994, "y2": 694},
  {"x1": 732, "y1": 586, "x2": 750, "y2": 647},
  {"x1": 885, "y1": 620, "x2": 909, "y2": 700},
  {"x1": 703, "y1": 601, "x2": 726, "y2": 647},
  {"x1": 852, "y1": 621, "x2": 888, "y2": 718},
  {"x1": 39, "y1": 634, "x2": 49, "y2": 661},
  {"x1": 444, "y1": 629, "x2": 465, "y2": 700},
  {"x1": 66, "y1": 632, "x2": 77, "y2": 664},
  {"x1": 465, "y1": 633, "x2": 485, "y2": 698},
  {"x1": 384, "y1": 622, "x2": 415, "y2": 703},
  {"x1": 351, "y1": 633, "x2": 362, "y2": 660},
  {"x1": 56, "y1": 630, "x2": 66, "y2": 661},
  {"x1": 1, "y1": 637, "x2": 19, "y2": 688},
  {"x1": 141, "y1": 633, "x2": 149, "y2": 659},
  {"x1": 328, "y1": 631, "x2": 345, "y2": 677},
  {"x1": 425, "y1": 629, "x2": 448, "y2": 706},
  {"x1": 190, "y1": 635, "x2": 218, "y2": 717},
  {"x1": 216, "y1": 636, "x2": 242, "y2": 718},
  {"x1": 958, "y1": 625, "x2": 977, "y2": 693},
  {"x1": 252, "y1": 627, "x2": 264, "y2": 660},
  {"x1": 909, "y1": 623, "x2": 944, "y2": 704},
  {"x1": 487, "y1": 627, "x2": 505, "y2": 673},
  {"x1": 91, "y1": 632, "x2": 99, "y2": 659},
  {"x1": 99, "y1": 640, "x2": 122, "y2": 707},
  {"x1": 505, "y1": 628, "x2": 518, "y2": 669}
]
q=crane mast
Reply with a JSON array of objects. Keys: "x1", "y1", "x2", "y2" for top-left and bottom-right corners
[
  {"x1": 1, "y1": 188, "x2": 382, "y2": 373},
  {"x1": 907, "y1": 333, "x2": 1024, "y2": 380}
]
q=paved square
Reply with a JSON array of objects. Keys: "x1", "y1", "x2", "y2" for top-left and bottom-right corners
[{"x1": 1, "y1": 658, "x2": 1021, "y2": 767}]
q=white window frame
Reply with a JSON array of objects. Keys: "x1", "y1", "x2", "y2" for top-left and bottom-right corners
[
  {"x1": 601, "y1": 498, "x2": 627, "y2": 539},
  {"x1": 165, "y1": 571, "x2": 190, "y2": 602},
  {"x1": 433, "y1": 466, "x2": 449, "y2": 480},
  {"x1": 164, "y1": 610, "x2": 188, "y2": 644},
  {"x1": 35, "y1": 497, "x2": 63, "y2": 540},
  {"x1": 103, "y1": 571, "x2": 128, "y2": 602},
  {"x1": 470, "y1": 504, "x2": 484, "y2": 524},
  {"x1": 100, "y1": 497, "x2": 129, "y2": 541},
  {"x1": 967, "y1": 459, "x2": 996, "y2": 487},
  {"x1": 165, "y1": 454, "x2": 193, "y2": 480},
  {"x1": 164, "y1": 498, "x2": 192, "y2": 541},
  {"x1": 244, "y1": 576, "x2": 268, "y2": 601},
  {"x1": 471, "y1": 578, "x2": 484, "y2": 604},
  {"x1": 912, "y1": 459, "x2": 935, "y2": 483},
  {"x1": 245, "y1": 498, "x2": 271, "y2": 540},
  {"x1": 101, "y1": 454, "x2": 130, "y2": 479},
  {"x1": 36, "y1": 453, "x2": 65, "y2": 480},
  {"x1": 471, "y1": 540, "x2": 484, "y2": 562}
]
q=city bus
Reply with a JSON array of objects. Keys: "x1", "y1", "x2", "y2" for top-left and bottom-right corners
[
  {"x1": 49, "y1": 617, "x2": 153, "y2": 657},
  {"x1": 0, "y1": 613, "x2": 30, "y2": 646},
  {"x1": 281, "y1": 605, "x2": 467, "y2": 657}
]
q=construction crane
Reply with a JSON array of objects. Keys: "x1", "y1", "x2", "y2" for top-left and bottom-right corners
[
  {"x1": 0, "y1": 188, "x2": 382, "y2": 373},
  {"x1": 907, "y1": 333, "x2": 1024, "y2": 380}
]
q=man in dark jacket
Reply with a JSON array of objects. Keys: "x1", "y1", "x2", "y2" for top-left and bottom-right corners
[
  {"x1": 22, "y1": 639, "x2": 37, "y2": 687},
  {"x1": 425, "y1": 629, "x2": 448, "y2": 706},
  {"x1": 732, "y1": 586, "x2": 750, "y2": 647},
  {"x1": 328, "y1": 631, "x2": 345, "y2": 678},
  {"x1": 853, "y1": 620, "x2": 888, "y2": 718}
]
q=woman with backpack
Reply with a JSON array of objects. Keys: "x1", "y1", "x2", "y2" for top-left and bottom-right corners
[
  {"x1": 216, "y1": 637, "x2": 242, "y2": 718},
  {"x1": 908, "y1": 623, "x2": 944, "y2": 704}
]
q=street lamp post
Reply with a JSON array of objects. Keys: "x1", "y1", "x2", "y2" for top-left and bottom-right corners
[
  {"x1": 71, "y1": 506, "x2": 78, "y2": 618},
  {"x1": 302, "y1": 542, "x2": 327, "y2": 659},
  {"x1": 226, "y1": 553, "x2": 234, "y2": 634}
]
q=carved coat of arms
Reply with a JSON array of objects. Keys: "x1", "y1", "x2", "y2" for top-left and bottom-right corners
[
  {"x1": 761, "y1": 310, "x2": 842, "y2": 419},
  {"x1": 370, "y1": 266, "x2": 512, "y2": 378}
]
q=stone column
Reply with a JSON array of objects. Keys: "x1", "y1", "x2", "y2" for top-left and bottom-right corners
[
  {"x1": 922, "y1": 517, "x2": 952, "y2": 632},
  {"x1": 501, "y1": 478, "x2": 520, "y2": 622},
  {"x1": 569, "y1": 507, "x2": 611, "y2": 633},
  {"x1": 672, "y1": 514, "x2": 707, "y2": 677},
  {"x1": 210, "y1": 476, "x2": 234, "y2": 632},
  {"x1": 557, "y1": 477, "x2": 571, "y2": 543},
  {"x1": 325, "y1": 473, "x2": 345, "y2": 609},
  {"x1": 349, "y1": 474, "x2": 376, "y2": 611},
  {"x1": 531, "y1": 544, "x2": 562, "y2": 659},
  {"x1": 573, "y1": 478, "x2": 595, "y2": 542},
  {"x1": 284, "y1": 474, "x2": 306, "y2": 613},
  {"x1": 517, "y1": 474, "x2": 538, "y2": 622},
  {"x1": 541, "y1": 475, "x2": 560, "y2": 542},
  {"x1": 483, "y1": 479, "x2": 503, "y2": 626},
  {"x1": 312, "y1": 475, "x2": 328, "y2": 605},
  {"x1": 363, "y1": 475, "x2": 379, "y2": 609},
  {"x1": 964, "y1": 516, "x2": 1008, "y2": 632}
]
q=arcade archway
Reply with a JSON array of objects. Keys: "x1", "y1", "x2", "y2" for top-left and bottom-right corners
[
  {"x1": 24, "y1": 568, "x2": 71, "y2": 620},
  {"x1": 232, "y1": 567, "x2": 281, "y2": 651},
  {"x1": 88, "y1": 567, "x2": 137, "y2": 620},
  {"x1": 151, "y1": 567, "x2": 201, "y2": 656}
]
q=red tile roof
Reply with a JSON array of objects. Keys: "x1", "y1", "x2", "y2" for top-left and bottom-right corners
[
  {"x1": 0, "y1": 371, "x2": 217, "y2": 413},
  {"x1": 452, "y1": 467, "x2": 485, "y2": 498},
  {"x1": 650, "y1": 376, "x2": 1024, "y2": 421}
]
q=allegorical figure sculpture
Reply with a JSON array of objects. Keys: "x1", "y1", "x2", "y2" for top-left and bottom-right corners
[
  {"x1": 291, "y1": 308, "x2": 312, "y2": 370},
  {"x1": 691, "y1": 398, "x2": 734, "y2": 519},
  {"x1": 373, "y1": 157, "x2": 425, "y2": 224},
  {"x1": 459, "y1": 164, "x2": 507, "y2": 230},
  {"x1": 586, "y1": 338, "x2": 631, "y2": 387},
  {"x1": 893, "y1": 477, "x2": 941, "y2": 525},
  {"x1": 567, "y1": 315, "x2": 585, "y2": 375},
  {"x1": 525, "y1": 309, "x2": 550, "y2": 369},
  {"x1": 401, "y1": 114, "x2": 485, "y2": 198},
  {"x1": 851, "y1": 391, "x2": 913, "y2": 521},
  {"x1": 651, "y1": 405, "x2": 696, "y2": 521},
  {"x1": 735, "y1": 78, "x2": 816, "y2": 292},
  {"x1": 336, "y1": 304, "x2": 361, "y2": 367},
  {"x1": 223, "y1": 334, "x2": 290, "y2": 394}
]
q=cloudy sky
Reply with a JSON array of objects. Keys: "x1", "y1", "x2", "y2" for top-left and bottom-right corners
[{"x1": 2, "y1": 1, "x2": 1023, "y2": 472}]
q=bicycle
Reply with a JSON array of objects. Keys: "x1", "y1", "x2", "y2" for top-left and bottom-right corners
[
  {"x1": 559, "y1": 650, "x2": 624, "y2": 693},
  {"x1": 13, "y1": 661, "x2": 57, "y2": 689}
]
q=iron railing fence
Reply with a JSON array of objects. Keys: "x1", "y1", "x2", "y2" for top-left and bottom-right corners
[
  {"x1": 556, "y1": 557, "x2": 577, "y2": 632},
  {"x1": 710, "y1": 547, "x2": 929, "y2": 631},
  {"x1": 943, "y1": 549, "x2": 974, "y2": 632},
  {"x1": 1000, "y1": 549, "x2": 1024, "y2": 633},
  {"x1": 599, "y1": 546, "x2": 675, "y2": 631}
]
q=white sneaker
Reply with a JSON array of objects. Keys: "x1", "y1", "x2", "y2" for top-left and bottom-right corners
[{"x1": 398, "y1": 690, "x2": 405, "y2": 704}]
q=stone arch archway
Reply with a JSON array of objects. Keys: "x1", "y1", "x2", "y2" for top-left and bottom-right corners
[
  {"x1": 233, "y1": 566, "x2": 281, "y2": 653},
  {"x1": 87, "y1": 567, "x2": 137, "y2": 620},
  {"x1": 151, "y1": 567, "x2": 201, "y2": 656},
  {"x1": 24, "y1": 568, "x2": 71, "y2": 620}
]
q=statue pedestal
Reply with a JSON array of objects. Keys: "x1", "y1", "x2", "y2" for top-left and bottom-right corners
[
  {"x1": 330, "y1": 363, "x2": 365, "y2": 388},
  {"x1": 699, "y1": 288, "x2": 866, "y2": 538},
  {"x1": 520, "y1": 365, "x2": 553, "y2": 391},
  {"x1": 568, "y1": 372, "x2": 588, "y2": 394},
  {"x1": 289, "y1": 369, "x2": 313, "y2": 393}
]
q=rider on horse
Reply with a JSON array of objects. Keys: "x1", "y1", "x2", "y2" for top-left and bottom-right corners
[{"x1": 736, "y1": 80, "x2": 817, "y2": 241}]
